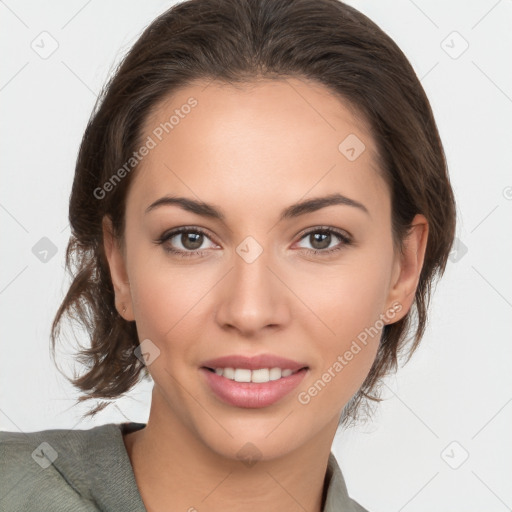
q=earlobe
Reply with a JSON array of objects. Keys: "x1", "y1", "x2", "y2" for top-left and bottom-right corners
[
  {"x1": 102, "y1": 216, "x2": 133, "y2": 320},
  {"x1": 385, "y1": 214, "x2": 429, "y2": 323}
]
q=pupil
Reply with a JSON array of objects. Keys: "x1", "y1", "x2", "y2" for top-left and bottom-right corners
[
  {"x1": 182, "y1": 232, "x2": 203, "y2": 250},
  {"x1": 311, "y1": 232, "x2": 330, "y2": 250}
]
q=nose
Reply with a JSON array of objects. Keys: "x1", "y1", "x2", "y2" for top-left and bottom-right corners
[{"x1": 214, "y1": 243, "x2": 291, "y2": 337}]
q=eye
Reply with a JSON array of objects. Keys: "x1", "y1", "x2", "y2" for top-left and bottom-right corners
[
  {"x1": 155, "y1": 225, "x2": 352, "y2": 259},
  {"x1": 155, "y1": 227, "x2": 219, "y2": 258},
  {"x1": 295, "y1": 227, "x2": 352, "y2": 255}
]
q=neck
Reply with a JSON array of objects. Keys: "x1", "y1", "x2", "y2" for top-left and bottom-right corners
[{"x1": 123, "y1": 389, "x2": 339, "y2": 512}]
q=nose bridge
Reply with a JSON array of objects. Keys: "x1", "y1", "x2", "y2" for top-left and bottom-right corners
[{"x1": 215, "y1": 236, "x2": 289, "y2": 334}]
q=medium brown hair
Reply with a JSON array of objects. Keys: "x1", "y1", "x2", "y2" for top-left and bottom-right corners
[{"x1": 51, "y1": 0, "x2": 456, "y2": 425}]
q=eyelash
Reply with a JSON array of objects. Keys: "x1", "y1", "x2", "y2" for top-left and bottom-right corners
[{"x1": 155, "y1": 226, "x2": 352, "y2": 259}]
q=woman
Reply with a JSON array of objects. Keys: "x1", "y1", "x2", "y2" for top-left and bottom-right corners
[{"x1": 0, "y1": 0, "x2": 456, "y2": 510}]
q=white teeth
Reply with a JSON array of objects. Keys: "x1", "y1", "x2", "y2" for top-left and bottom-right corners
[
  {"x1": 269, "y1": 368, "x2": 282, "y2": 381},
  {"x1": 211, "y1": 367, "x2": 299, "y2": 383},
  {"x1": 234, "y1": 368, "x2": 252, "y2": 382},
  {"x1": 251, "y1": 368, "x2": 269, "y2": 383},
  {"x1": 223, "y1": 367, "x2": 235, "y2": 380}
]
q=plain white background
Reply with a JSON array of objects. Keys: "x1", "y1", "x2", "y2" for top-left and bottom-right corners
[{"x1": 1, "y1": 1, "x2": 511, "y2": 510}]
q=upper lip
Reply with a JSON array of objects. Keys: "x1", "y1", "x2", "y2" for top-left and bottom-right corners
[{"x1": 201, "y1": 354, "x2": 309, "y2": 371}]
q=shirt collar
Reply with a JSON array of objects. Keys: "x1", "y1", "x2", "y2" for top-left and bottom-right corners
[
  {"x1": 52, "y1": 422, "x2": 363, "y2": 511},
  {"x1": 324, "y1": 451, "x2": 366, "y2": 511},
  {"x1": 49, "y1": 422, "x2": 147, "y2": 511}
]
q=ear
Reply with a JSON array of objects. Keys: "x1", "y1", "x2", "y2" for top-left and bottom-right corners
[
  {"x1": 102, "y1": 215, "x2": 134, "y2": 321},
  {"x1": 385, "y1": 214, "x2": 429, "y2": 323}
]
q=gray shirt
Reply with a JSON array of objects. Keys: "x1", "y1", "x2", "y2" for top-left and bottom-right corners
[{"x1": 0, "y1": 422, "x2": 369, "y2": 511}]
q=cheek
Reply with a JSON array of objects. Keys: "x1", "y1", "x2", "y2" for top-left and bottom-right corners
[
  {"x1": 296, "y1": 250, "x2": 393, "y2": 344},
  {"x1": 296, "y1": 283, "x2": 385, "y2": 415},
  {"x1": 127, "y1": 249, "x2": 219, "y2": 353},
  {"x1": 126, "y1": 245, "x2": 176, "y2": 328},
  {"x1": 292, "y1": 249, "x2": 392, "y2": 403}
]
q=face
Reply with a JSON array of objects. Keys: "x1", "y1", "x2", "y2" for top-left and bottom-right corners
[{"x1": 104, "y1": 77, "x2": 427, "y2": 461}]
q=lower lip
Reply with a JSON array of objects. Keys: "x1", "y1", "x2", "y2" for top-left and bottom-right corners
[{"x1": 200, "y1": 368, "x2": 308, "y2": 408}]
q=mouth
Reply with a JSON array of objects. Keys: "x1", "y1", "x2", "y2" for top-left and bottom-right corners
[
  {"x1": 202, "y1": 366, "x2": 308, "y2": 383},
  {"x1": 200, "y1": 366, "x2": 309, "y2": 408}
]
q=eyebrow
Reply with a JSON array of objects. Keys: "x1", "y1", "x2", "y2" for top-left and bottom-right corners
[{"x1": 145, "y1": 192, "x2": 370, "y2": 221}]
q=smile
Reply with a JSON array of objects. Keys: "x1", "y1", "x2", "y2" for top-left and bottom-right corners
[
  {"x1": 200, "y1": 367, "x2": 309, "y2": 408},
  {"x1": 204, "y1": 367, "x2": 305, "y2": 383}
]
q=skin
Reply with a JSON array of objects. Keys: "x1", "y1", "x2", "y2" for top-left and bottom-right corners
[{"x1": 103, "y1": 77, "x2": 428, "y2": 512}]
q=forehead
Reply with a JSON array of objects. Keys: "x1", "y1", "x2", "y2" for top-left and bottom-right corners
[{"x1": 127, "y1": 77, "x2": 389, "y2": 221}]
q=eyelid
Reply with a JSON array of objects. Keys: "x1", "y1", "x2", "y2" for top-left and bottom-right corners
[
  {"x1": 158, "y1": 225, "x2": 220, "y2": 247},
  {"x1": 158, "y1": 225, "x2": 352, "y2": 242},
  {"x1": 156, "y1": 224, "x2": 352, "y2": 257},
  {"x1": 295, "y1": 225, "x2": 352, "y2": 243}
]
